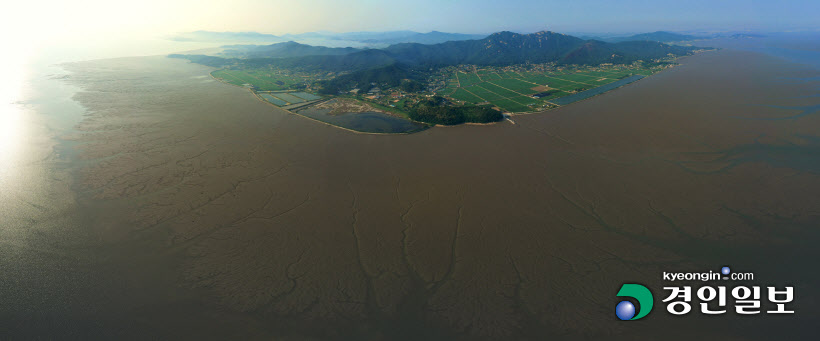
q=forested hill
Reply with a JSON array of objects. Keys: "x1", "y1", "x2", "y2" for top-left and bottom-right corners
[
  {"x1": 384, "y1": 31, "x2": 587, "y2": 65},
  {"x1": 381, "y1": 31, "x2": 695, "y2": 66}
]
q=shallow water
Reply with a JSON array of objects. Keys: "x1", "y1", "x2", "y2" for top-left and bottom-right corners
[
  {"x1": 2, "y1": 47, "x2": 820, "y2": 340},
  {"x1": 260, "y1": 93, "x2": 288, "y2": 106}
]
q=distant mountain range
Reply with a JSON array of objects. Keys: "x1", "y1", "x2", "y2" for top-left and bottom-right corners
[
  {"x1": 174, "y1": 30, "x2": 698, "y2": 68},
  {"x1": 173, "y1": 29, "x2": 761, "y2": 48},
  {"x1": 171, "y1": 30, "x2": 487, "y2": 46},
  {"x1": 582, "y1": 31, "x2": 768, "y2": 43},
  {"x1": 285, "y1": 31, "x2": 694, "y2": 69},
  {"x1": 603, "y1": 31, "x2": 703, "y2": 43},
  {"x1": 578, "y1": 31, "x2": 704, "y2": 43},
  {"x1": 171, "y1": 30, "x2": 701, "y2": 94},
  {"x1": 361, "y1": 31, "x2": 487, "y2": 45},
  {"x1": 720, "y1": 33, "x2": 766, "y2": 39},
  {"x1": 171, "y1": 31, "x2": 281, "y2": 42},
  {"x1": 221, "y1": 41, "x2": 361, "y2": 58},
  {"x1": 173, "y1": 30, "x2": 698, "y2": 70}
]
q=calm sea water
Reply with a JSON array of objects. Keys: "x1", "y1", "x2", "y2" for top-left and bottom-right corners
[{"x1": 698, "y1": 33, "x2": 820, "y2": 70}]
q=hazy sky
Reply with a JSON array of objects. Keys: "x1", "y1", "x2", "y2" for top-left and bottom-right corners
[{"x1": 5, "y1": 0, "x2": 819, "y2": 43}]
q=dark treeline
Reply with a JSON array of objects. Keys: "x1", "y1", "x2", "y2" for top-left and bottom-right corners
[
  {"x1": 533, "y1": 89, "x2": 561, "y2": 98},
  {"x1": 408, "y1": 96, "x2": 503, "y2": 125}
]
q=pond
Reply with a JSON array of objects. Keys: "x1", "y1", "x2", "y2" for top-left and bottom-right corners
[{"x1": 296, "y1": 108, "x2": 428, "y2": 134}]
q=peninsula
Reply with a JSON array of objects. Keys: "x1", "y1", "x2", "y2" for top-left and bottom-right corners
[{"x1": 171, "y1": 30, "x2": 705, "y2": 132}]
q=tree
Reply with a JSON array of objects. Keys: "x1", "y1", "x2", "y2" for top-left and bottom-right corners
[{"x1": 407, "y1": 96, "x2": 502, "y2": 125}]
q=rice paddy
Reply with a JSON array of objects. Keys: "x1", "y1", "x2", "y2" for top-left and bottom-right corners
[
  {"x1": 211, "y1": 67, "x2": 315, "y2": 91},
  {"x1": 439, "y1": 65, "x2": 659, "y2": 113}
]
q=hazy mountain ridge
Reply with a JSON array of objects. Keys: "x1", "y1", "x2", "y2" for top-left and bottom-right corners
[
  {"x1": 362, "y1": 31, "x2": 488, "y2": 45},
  {"x1": 605, "y1": 31, "x2": 703, "y2": 43},
  {"x1": 581, "y1": 30, "x2": 772, "y2": 44},
  {"x1": 221, "y1": 41, "x2": 362, "y2": 58},
  {"x1": 378, "y1": 30, "x2": 694, "y2": 66},
  {"x1": 170, "y1": 30, "x2": 485, "y2": 45},
  {"x1": 171, "y1": 30, "x2": 281, "y2": 42},
  {"x1": 173, "y1": 30, "x2": 697, "y2": 71}
]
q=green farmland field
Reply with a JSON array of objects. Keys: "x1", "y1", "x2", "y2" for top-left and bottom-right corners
[
  {"x1": 212, "y1": 68, "x2": 303, "y2": 91},
  {"x1": 455, "y1": 72, "x2": 483, "y2": 87},
  {"x1": 478, "y1": 82, "x2": 522, "y2": 99},
  {"x1": 486, "y1": 78, "x2": 539, "y2": 95},
  {"x1": 440, "y1": 64, "x2": 658, "y2": 112},
  {"x1": 450, "y1": 88, "x2": 485, "y2": 103},
  {"x1": 492, "y1": 99, "x2": 530, "y2": 112},
  {"x1": 465, "y1": 85, "x2": 505, "y2": 102}
]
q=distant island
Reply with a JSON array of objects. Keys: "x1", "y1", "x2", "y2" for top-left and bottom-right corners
[
  {"x1": 171, "y1": 30, "x2": 709, "y2": 132},
  {"x1": 584, "y1": 31, "x2": 704, "y2": 43},
  {"x1": 170, "y1": 30, "x2": 487, "y2": 45}
]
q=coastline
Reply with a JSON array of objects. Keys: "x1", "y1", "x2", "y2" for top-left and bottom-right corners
[
  {"x1": 209, "y1": 69, "x2": 431, "y2": 135},
  {"x1": 7, "y1": 49, "x2": 820, "y2": 339},
  {"x1": 202, "y1": 55, "x2": 693, "y2": 132}
]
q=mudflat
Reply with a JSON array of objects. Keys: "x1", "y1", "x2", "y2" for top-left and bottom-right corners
[{"x1": 10, "y1": 49, "x2": 817, "y2": 340}]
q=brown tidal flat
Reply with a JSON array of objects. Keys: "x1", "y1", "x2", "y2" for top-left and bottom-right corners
[{"x1": 49, "y1": 50, "x2": 820, "y2": 340}]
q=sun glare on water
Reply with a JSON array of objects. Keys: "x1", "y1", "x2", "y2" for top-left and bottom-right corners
[
  {"x1": 0, "y1": 1, "x2": 87, "y2": 183},
  {"x1": 0, "y1": 41, "x2": 29, "y2": 184},
  {"x1": 0, "y1": 1, "x2": 46, "y2": 185}
]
